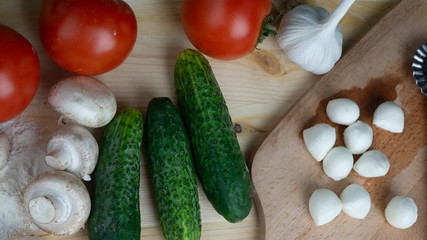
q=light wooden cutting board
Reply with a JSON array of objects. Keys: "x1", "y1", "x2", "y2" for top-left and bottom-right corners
[{"x1": 252, "y1": 0, "x2": 427, "y2": 239}]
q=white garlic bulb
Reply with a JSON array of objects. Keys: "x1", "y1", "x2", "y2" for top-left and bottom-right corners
[{"x1": 277, "y1": 0, "x2": 355, "y2": 74}]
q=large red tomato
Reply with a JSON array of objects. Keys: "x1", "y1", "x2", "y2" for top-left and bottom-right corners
[
  {"x1": 181, "y1": 0, "x2": 272, "y2": 60},
  {"x1": 0, "y1": 25, "x2": 40, "y2": 123},
  {"x1": 39, "y1": 0, "x2": 137, "y2": 75}
]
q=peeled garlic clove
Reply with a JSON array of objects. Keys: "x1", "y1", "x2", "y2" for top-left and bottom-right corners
[
  {"x1": 322, "y1": 146, "x2": 353, "y2": 181},
  {"x1": 353, "y1": 150, "x2": 389, "y2": 177},
  {"x1": 373, "y1": 101, "x2": 404, "y2": 133},
  {"x1": 326, "y1": 98, "x2": 359, "y2": 125},
  {"x1": 303, "y1": 123, "x2": 336, "y2": 161},
  {"x1": 340, "y1": 184, "x2": 371, "y2": 219},
  {"x1": 309, "y1": 189, "x2": 342, "y2": 226},
  {"x1": 343, "y1": 120, "x2": 373, "y2": 154},
  {"x1": 385, "y1": 196, "x2": 418, "y2": 229}
]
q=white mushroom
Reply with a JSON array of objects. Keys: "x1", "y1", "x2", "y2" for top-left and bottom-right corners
[
  {"x1": 343, "y1": 120, "x2": 373, "y2": 154},
  {"x1": 23, "y1": 170, "x2": 91, "y2": 236},
  {"x1": 340, "y1": 184, "x2": 371, "y2": 219},
  {"x1": 326, "y1": 98, "x2": 360, "y2": 125},
  {"x1": 48, "y1": 75, "x2": 117, "y2": 128},
  {"x1": 303, "y1": 123, "x2": 336, "y2": 161},
  {"x1": 0, "y1": 130, "x2": 10, "y2": 171},
  {"x1": 45, "y1": 125, "x2": 99, "y2": 181},
  {"x1": 373, "y1": 101, "x2": 404, "y2": 133},
  {"x1": 353, "y1": 150, "x2": 390, "y2": 177},
  {"x1": 322, "y1": 146, "x2": 354, "y2": 181},
  {"x1": 309, "y1": 189, "x2": 342, "y2": 226},
  {"x1": 385, "y1": 196, "x2": 418, "y2": 229}
]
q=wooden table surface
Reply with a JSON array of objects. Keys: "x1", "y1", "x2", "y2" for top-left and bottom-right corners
[{"x1": 0, "y1": 0, "x2": 399, "y2": 239}]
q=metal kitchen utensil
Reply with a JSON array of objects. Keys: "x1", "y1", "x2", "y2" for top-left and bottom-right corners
[{"x1": 412, "y1": 43, "x2": 427, "y2": 95}]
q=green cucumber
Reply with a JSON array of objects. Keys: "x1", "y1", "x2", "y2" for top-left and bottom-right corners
[
  {"x1": 88, "y1": 108, "x2": 143, "y2": 240},
  {"x1": 174, "y1": 49, "x2": 252, "y2": 223},
  {"x1": 146, "y1": 97, "x2": 201, "y2": 240}
]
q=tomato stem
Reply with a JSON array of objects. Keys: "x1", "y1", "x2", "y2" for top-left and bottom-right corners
[{"x1": 255, "y1": 15, "x2": 278, "y2": 49}]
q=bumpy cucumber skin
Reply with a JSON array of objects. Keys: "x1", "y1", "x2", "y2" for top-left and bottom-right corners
[
  {"x1": 88, "y1": 108, "x2": 143, "y2": 240},
  {"x1": 174, "y1": 49, "x2": 252, "y2": 223},
  {"x1": 146, "y1": 97, "x2": 201, "y2": 240}
]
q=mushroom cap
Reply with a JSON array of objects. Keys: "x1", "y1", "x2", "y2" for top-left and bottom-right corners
[
  {"x1": 48, "y1": 75, "x2": 117, "y2": 128},
  {"x1": 45, "y1": 124, "x2": 99, "y2": 181},
  {"x1": 23, "y1": 170, "x2": 91, "y2": 235}
]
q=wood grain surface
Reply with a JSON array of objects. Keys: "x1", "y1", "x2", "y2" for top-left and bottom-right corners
[
  {"x1": 0, "y1": 0, "x2": 400, "y2": 239},
  {"x1": 252, "y1": 0, "x2": 426, "y2": 239}
]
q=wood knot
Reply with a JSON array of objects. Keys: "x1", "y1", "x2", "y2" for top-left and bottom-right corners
[
  {"x1": 234, "y1": 123, "x2": 242, "y2": 133},
  {"x1": 253, "y1": 50, "x2": 281, "y2": 75}
]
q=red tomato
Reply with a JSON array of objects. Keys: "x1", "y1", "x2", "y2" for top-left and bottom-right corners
[
  {"x1": 0, "y1": 25, "x2": 40, "y2": 123},
  {"x1": 181, "y1": 0, "x2": 272, "y2": 60},
  {"x1": 39, "y1": 0, "x2": 137, "y2": 75}
]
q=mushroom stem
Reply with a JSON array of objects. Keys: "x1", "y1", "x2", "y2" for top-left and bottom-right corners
[
  {"x1": 24, "y1": 171, "x2": 91, "y2": 235},
  {"x1": 29, "y1": 195, "x2": 68, "y2": 224},
  {"x1": 45, "y1": 125, "x2": 99, "y2": 181},
  {"x1": 45, "y1": 148, "x2": 72, "y2": 170}
]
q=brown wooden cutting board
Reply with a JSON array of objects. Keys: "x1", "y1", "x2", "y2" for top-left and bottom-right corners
[{"x1": 252, "y1": 0, "x2": 427, "y2": 239}]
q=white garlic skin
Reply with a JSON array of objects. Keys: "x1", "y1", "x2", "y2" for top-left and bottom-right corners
[
  {"x1": 326, "y1": 98, "x2": 360, "y2": 125},
  {"x1": 303, "y1": 123, "x2": 336, "y2": 161},
  {"x1": 343, "y1": 120, "x2": 373, "y2": 154},
  {"x1": 373, "y1": 101, "x2": 404, "y2": 133},
  {"x1": 322, "y1": 147, "x2": 353, "y2": 181},
  {"x1": 353, "y1": 150, "x2": 390, "y2": 177},
  {"x1": 340, "y1": 184, "x2": 371, "y2": 219},
  {"x1": 277, "y1": 5, "x2": 342, "y2": 75},
  {"x1": 309, "y1": 189, "x2": 342, "y2": 226},
  {"x1": 385, "y1": 196, "x2": 418, "y2": 229}
]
